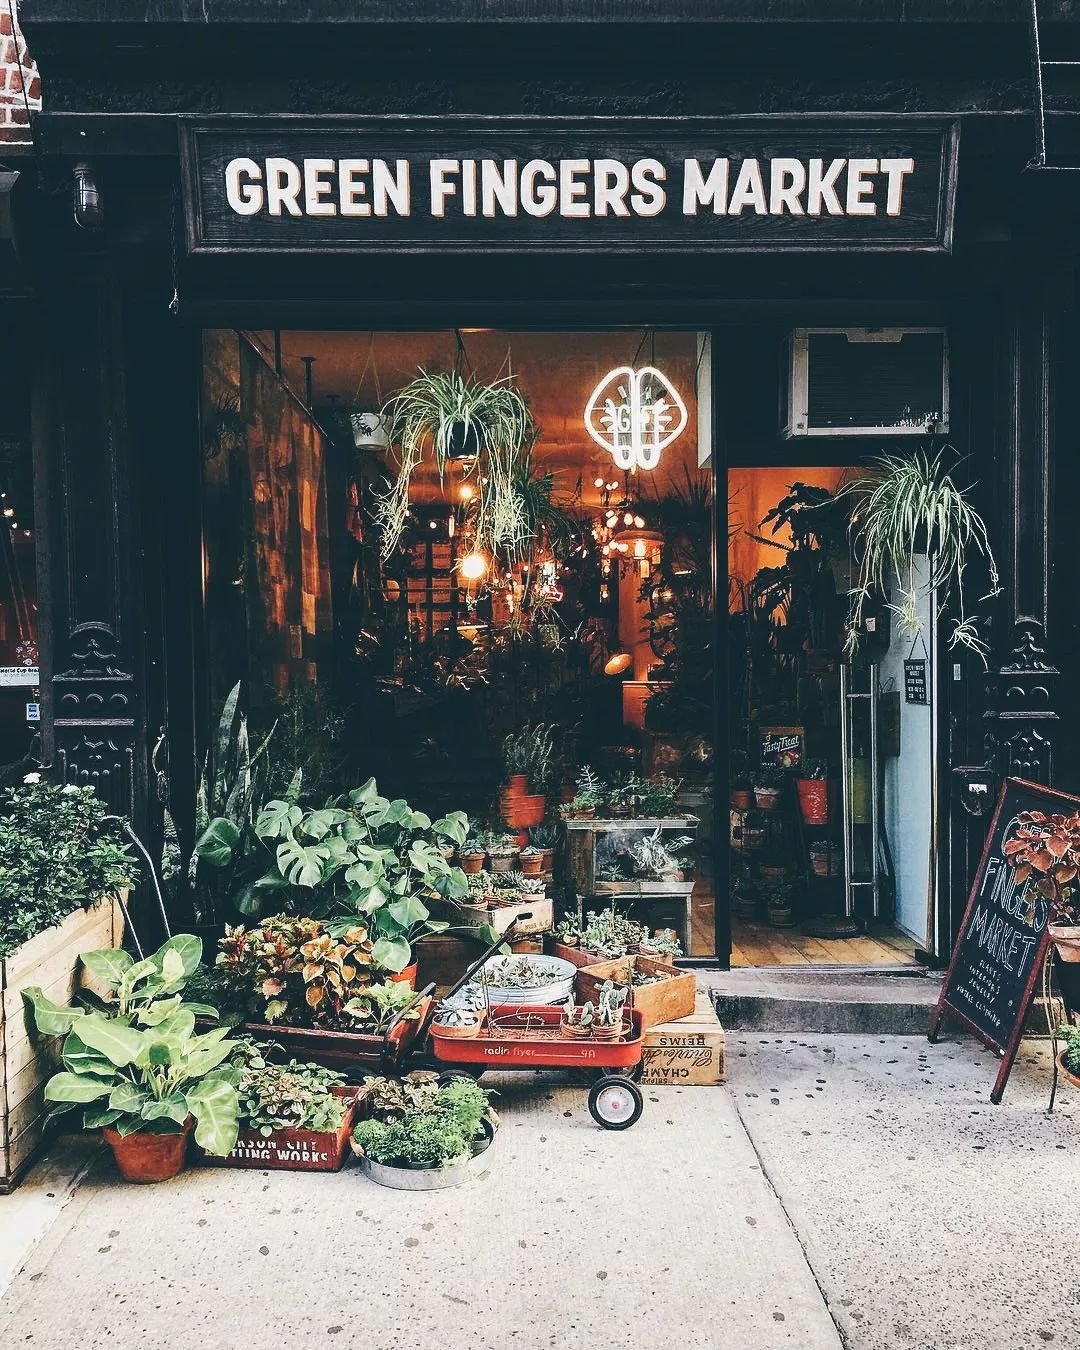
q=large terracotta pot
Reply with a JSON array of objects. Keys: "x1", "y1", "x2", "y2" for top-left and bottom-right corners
[
  {"x1": 388, "y1": 963, "x2": 417, "y2": 988},
  {"x1": 505, "y1": 774, "x2": 529, "y2": 797},
  {"x1": 104, "y1": 1118, "x2": 194, "y2": 1183},
  {"x1": 1049, "y1": 925, "x2": 1080, "y2": 964},
  {"x1": 459, "y1": 853, "x2": 485, "y2": 875},
  {"x1": 501, "y1": 792, "x2": 546, "y2": 830}
]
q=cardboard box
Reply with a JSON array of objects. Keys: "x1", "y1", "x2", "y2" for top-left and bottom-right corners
[{"x1": 640, "y1": 992, "x2": 725, "y2": 1086}]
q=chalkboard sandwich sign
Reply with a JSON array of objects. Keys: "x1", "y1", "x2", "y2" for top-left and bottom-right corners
[{"x1": 929, "y1": 778, "x2": 1080, "y2": 1103}]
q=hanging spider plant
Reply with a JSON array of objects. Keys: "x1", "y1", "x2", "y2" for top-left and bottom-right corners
[
  {"x1": 373, "y1": 369, "x2": 532, "y2": 559},
  {"x1": 839, "y1": 449, "x2": 1001, "y2": 666}
]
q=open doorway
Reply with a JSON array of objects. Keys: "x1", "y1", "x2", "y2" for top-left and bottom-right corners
[
  {"x1": 727, "y1": 466, "x2": 931, "y2": 967},
  {"x1": 200, "y1": 328, "x2": 717, "y2": 958}
]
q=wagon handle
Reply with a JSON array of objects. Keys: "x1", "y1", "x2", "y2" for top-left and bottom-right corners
[
  {"x1": 439, "y1": 915, "x2": 533, "y2": 1005},
  {"x1": 380, "y1": 981, "x2": 437, "y2": 1074}
]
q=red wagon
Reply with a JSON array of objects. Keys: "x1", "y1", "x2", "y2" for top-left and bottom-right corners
[{"x1": 425, "y1": 922, "x2": 647, "y2": 1129}]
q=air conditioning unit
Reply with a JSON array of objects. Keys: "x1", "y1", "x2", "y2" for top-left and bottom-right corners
[{"x1": 785, "y1": 327, "x2": 948, "y2": 438}]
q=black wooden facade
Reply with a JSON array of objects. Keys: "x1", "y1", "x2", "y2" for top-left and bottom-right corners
[{"x1": 5, "y1": 1, "x2": 1080, "y2": 962}]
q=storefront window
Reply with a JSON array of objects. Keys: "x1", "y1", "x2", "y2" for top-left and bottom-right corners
[{"x1": 201, "y1": 329, "x2": 716, "y2": 957}]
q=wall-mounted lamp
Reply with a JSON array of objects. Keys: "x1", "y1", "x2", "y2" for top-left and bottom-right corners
[{"x1": 73, "y1": 162, "x2": 104, "y2": 231}]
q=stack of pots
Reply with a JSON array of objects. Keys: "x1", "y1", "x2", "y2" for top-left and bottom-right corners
[{"x1": 499, "y1": 774, "x2": 546, "y2": 830}]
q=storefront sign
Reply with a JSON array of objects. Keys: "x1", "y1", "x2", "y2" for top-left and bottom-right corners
[
  {"x1": 180, "y1": 118, "x2": 958, "y2": 254},
  {"x1": 929, "y1": 778, "x2": 1080, "y2": 1103},
  {"x1": 0, "y1": 665, "x2": 39, "y2": 686},
  {"x1": 585, "y1": 366, "x2": 688, "y2": 471}
]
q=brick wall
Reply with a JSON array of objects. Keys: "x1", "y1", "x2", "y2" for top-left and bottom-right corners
[{"x1": 0, "y1": 3, "x2": 39, "y2": 144}]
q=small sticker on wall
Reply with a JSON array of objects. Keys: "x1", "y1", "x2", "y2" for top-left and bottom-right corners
[{"x1": 25, "y1": 702, "x2": 40, "y2": 722}]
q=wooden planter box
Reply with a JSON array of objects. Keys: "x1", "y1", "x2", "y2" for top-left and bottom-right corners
[
  {"x1": 458, "y1": 896, "x2": 552, "y2": 935},
  {"x1": 239, "y1": 994, "x2": 432, "y2": 1075},
  {"x1": 575, "y1": 955, "x2": 696, "y2": 1031},
  {"x1": 202, "y1": 1088, "x2": 357, "y2": 1172},
  {"x1": 640, "y1": 992, "x2": 726, "y2": 1087},
  {"x1": 1, "y1": 896, "x2": 125, "y2": 1193}
]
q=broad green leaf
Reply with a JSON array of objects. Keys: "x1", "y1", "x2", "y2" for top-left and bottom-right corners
[
  {"x1": 75, "y1": 1016, "x2": 145, "y2": 1067},
  {"x1": 160, "y1": 949, "x2": 184, "y2": 983},
  {"x1": 108, "y1": 1081, "x2": 148, "y2": 1115},
  {"x1": 184, "y1": 1038, "x2": 235, "y2": 1080},
  {"x1": 371, "y1": 934, "x2": 411, "y2": 974},
  {"x1": 123, "y1": 958, "x2": 158, "y2": 988},
  {"x1": 283, "y1": 767, "x2": 304, "y2": 803},
  {"x1": 255, "y1": 799, "x2": 304, "y2": 841},
  {"x1": 276, "y1": 835, "x2": 327, "y2": 888},
  {"x1": 188, "y1": 1078, "x2": 239, "y2": 1157},
  {"x1": 21, "y1": 987, "x2": 85, "y2": 1037},
  {"x1": 433, "y1": 811, "x2": 469, "y2": 845},
  {"x1": 194, "y1": 816, "x2": 240, "y2": 867},
  {"x1": 348, "y1": 777, "x2": 380, "y2": 806},
  {"x1": 62, "y1": 1029, "x2": 114, "y2": 1078},
  {"x1": 136, "y1": 996, "x2": 183, "y2": 1026},
  {"x1": 147, "y1": 1041, "x2": 173, "y2": 1067},
  {"x1": 388, "y1": 895, "x2": 429, "y2": 929},
  {"x1": 79, "y1": 948, "x2": 134, "y2": 989},
  {"x1": 141, "y1": 1094, "x2": 190, "y2": 1126},
  {"x1": 82, "y1": 1104, "x2": 122, "y2": 1129},
  {"x1": 153, "y1": 934, "x2": 203, "y2": 979},
  {"x1": 301, "y1": 808, "x2": 349, "y2": 841},
  {"x1": 45, "y1": 1072, "x2": 112, "y2": 1104}
]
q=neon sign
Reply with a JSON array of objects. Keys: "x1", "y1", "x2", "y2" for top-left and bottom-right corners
[{"x1": 584, "y1": 366, "x2": 688, "y2": 471}]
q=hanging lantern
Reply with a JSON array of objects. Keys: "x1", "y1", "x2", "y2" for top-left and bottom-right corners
[
  {"x1": 584, "y1": 365, "x2": 688, "y2": 472},
  {"x1": 350, "y1": 409, "x2": 390, "y2": 451}
]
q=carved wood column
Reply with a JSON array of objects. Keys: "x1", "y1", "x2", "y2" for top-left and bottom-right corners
[
  {"x1": 33, "y1": 253, "x2": 146, "y2": 827},
  {"x1": 983, "y1": 297, "x2": 1059, "y2": 784}
]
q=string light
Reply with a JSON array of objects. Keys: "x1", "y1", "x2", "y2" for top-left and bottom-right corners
[{"x1": 459, "y1": 552, "x2": 487, "y2": 582}]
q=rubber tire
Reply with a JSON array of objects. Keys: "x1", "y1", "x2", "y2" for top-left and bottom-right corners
[{"x1": 588, "y1": 1075, "x2": 644, "y2": 1130}]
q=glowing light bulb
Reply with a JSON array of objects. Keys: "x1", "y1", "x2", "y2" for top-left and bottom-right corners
[
  {"x1": 459, "y1": 552, "x2": 487, "y2": 582},
  {"x1": 594, "y1": 477, "x2": 604, "y2": 489},
  {"x1": 623, "y1": 512, "x2": 634, "y2": 526},
  {"x1": 459, "y1": 484, "x2": 475, "y2": 502},
  {"x1": 634, "y1": 515, "x2": 645, "y2": 529}
]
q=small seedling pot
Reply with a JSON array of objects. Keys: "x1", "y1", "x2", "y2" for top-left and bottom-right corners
[{"x1": 591, "y1": 1023, "x2": 623, "y2": 1043}]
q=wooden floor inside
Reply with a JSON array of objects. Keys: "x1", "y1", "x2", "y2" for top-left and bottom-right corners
[{"x1": 730, "y1": 920, "x2": 918, "y2": 967}]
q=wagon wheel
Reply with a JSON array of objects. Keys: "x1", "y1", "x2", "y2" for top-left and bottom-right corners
[
  {"x1": 588, "y1": 1075, "x2": 644, "y2": 1130},
  {"x1": 577, "y1": 1062, "x2": 644, "y2": 1086}
]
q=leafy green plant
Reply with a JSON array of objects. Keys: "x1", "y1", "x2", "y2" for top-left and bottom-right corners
[
  {"x1": 643, "y1": 928, "x2": 683, "y2": 959},
  {"x1": 596, "y1": 980, "x2": 629, "y2": 1027},
  {"x1": 215, "y1": 916, "x2": 376, "y2": 1027},
  {"x1": 374, "y1": 369, "x2": 532, "y2": 559},
  {"x1": 635, "y1": 775, "x2": 682, "y2": 818},
  {"x1": 190, "y1": 682, "x2": 281, "y2": 925},
  {"x1": 0, "y1": 777, "x2": 137, "y2": 959},
  {"x1": 528, "y1": 823, "x2": 559, "y2": 851},
  {"x1": 1056, "y1": 1025, "x2": 1080, "y2": 1076},
  {"x1": 352, "y1": 1112, "x2": 469, "y2": 1169},
  {"x1": 754, "y1": 765, "x2": 787, "y2": 790},
  {"x1": 352, "y1": 1072, "x2": 440, "y2": 1121},
  {"x1": 564, "y1": 765, "x2": 604, "y2": 816},
  {"x1": 234, "y1": 1052, "x2": 347, "y2": 1137},
  {"x1": 30, "y1": 970, "x2": 240, "y2": 1156},
  {"x1": 502, "y1": 723, "x2": 556, "y2": 793},
  {"x1": 341, "y1": 980, "x2": 421, "y2": 1033},
  {"x1": 840, "y1": 449, "x2": 1001, "y2": 665}
]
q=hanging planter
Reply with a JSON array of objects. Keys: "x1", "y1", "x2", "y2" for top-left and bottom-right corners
[
  {"x1": 373, "y1": 366, "x2": 532, "y2": 559},
  {"x1": 350, "y1": 409, "x2": 390, "y2": 451}
]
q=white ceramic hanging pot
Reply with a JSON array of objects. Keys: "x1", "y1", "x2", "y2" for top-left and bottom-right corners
[{"x1": 350, "y1": 409, "x2": 390, "y2": 450}]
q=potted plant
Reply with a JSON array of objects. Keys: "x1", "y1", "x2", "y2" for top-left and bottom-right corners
[
  {"x1": 459, "y1": 836, "x2": 487, "y2": 874},
  {"x1": 753, "y1": 764, "x2": 787, "y2": 811},
  {"x1": 1054, "y1": 1024, "x2": 1080, "y2": 1089},
  {"x1": 520, "y1": 845, "x2": 545, "y2": 877},
  {"x1": 730, "y1": 750, "x2": 753, "y2": 811},
  {"x1": 809, "y1": 839, "x2": 831, "y2": 878},
  {"x1": 638, "y1": 928, "x2": 683, "y2": 962},
  {"x1": 374, "y1": 369, "x2": 532, "y2": 560},
  {"x1": 591, "y1": 981, "x2": 628, "y2": 1042},
  {"x1": 561, "y1": 766, "x2": 604, "y2": 820},
  {"x1": 1, "y1": 775, "x2": 137, "y2": 1191},
  {"x1": 351, "y1": 1075, "x2": 496, "y2": 1189},
  {"x1": 499, "y1": 725, "x2": 554, "y2": 829},
  {"x1": 1002, "y1": 809, "x2": 1080, "y2": 962},
  {"x1": 637, "y1": 775, "x2": 682, "y2": 819},
  {"x1": 33, "y1": 992, "x2": 240, "y2": 1183},
  {"x1": 765, "y1": 879, "x2": 797, "y2": 928},
  {"x1": 486, "y1": 832, "x2": 520, "y2": 874},
  {"x1": 432, "y1": 1006, "x2": 483, "y2": 1039},
  {"x1": 561, "y1": 995, "x2": 593, "y2": 1039},
  {"x1": 529, "y1": 823, "x2": 559, "y2": 873},
  {"x1": 795, "y1": 759, "x2": 830, "y2": 825},
  {"x1": 553, "y1": 915, "x2": 581, "y2": 949},
  {"x1": 210, "y1": 1052, "x2": 356, "y2": 1172}
]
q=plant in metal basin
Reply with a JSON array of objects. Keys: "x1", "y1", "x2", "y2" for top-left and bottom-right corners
[{"x1": 351, "y1": 1075, "x2": 496, "y2": 1188}]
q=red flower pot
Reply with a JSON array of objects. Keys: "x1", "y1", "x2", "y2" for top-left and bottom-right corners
[
  {"x1": 730, "y1": 789, "x2": 752, "y2": 811},
  {"x1": 388, "y1": 964, "x2": 417, "y2": 988},
  {"x1": 104, "y1": 1119, "x2": 194, "y2": 1184},
  {"x1": 796, "y1": 778, "x2": 830, "y2": 825}
]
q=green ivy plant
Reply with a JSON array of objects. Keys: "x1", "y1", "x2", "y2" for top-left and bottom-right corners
[{"x1": 0, "y1": 776, "x2": 137, "y2": 959}]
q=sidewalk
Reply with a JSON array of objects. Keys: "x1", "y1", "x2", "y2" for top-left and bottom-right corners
[
  {"x1": 0, "y1": 1070, "x2": 840, "y2": 1350},
  {"x1": 1, "y1": 1031, "x2": 1073, "y2": 1350}
]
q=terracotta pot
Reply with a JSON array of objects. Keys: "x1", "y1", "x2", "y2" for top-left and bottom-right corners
[
  {"x1": 591, "y1": 1023, "x2": 623, "y2": 1043},
  {"x1": 1050, "y1": 925, "x2": 1080, "y2": 964},
  {"x1": 502, "y1": 793, "x2": 546, "y2": 830},
  {"x1": 104, "y1": 1118, "x2": 194, "y2": 1183},
  {"x1": 539, "y1": 848, "x2": 556, "y2": 872},
  {"x1": 388, "y1": 964, "x2": 417, "y2": 988},
  {"x1": 459, "y1": 853, "x2": 485, "y2": 874},
  {"x1": 432, "y1": 1018, "x2": 483, "y2": 1040},
  {"x1": 562, "y1": 1021, "x2": 591, "y2": 1039},
  {"x1": 506, "y1": 774, "x2": 529, "y2": 796},
  {"x1": 730, "y1": 789, "x2": 752, "y2": 811},
  {"x1": 1057, "y1": 1048, "x2": 1080, "y2": 1090},
  {"x1": 796, "y1": 778, "x2": 829, "y2": 825},
  {"x1": 489, "y1": 853, "x2": 517, "y2": 873},
  {"x1": 754, "y1": 788, "x2": 782, "y2": 811},
  {"x1": 521, "y1": 853, "x2": 544, "y2": 876}
]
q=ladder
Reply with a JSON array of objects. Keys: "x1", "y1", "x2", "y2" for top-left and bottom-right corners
[{"x1": 1028, "y1": 0, "x2": 1080, "y2": 170}]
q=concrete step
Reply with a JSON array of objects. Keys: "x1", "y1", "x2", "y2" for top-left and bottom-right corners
[
  {"x1": 699, "y1": 966, "x2": 943, "y2": 1035},
  {"x1": 698, "y1": 965, "x2": 1062, "y2": 1037}
]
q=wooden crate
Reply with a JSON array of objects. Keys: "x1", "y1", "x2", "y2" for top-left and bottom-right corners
[
  {"x1": 458, "y1": 896, "x2": 552, "y2": 935},
  {"x1": 0, "y1": 896, "x2": 125, "y2": 1192},
  {"x1": 575, "y1": 955, "x2": 696, "y2": 1030},
  {"x1": 640, "y1": 992, "x2": 725, "y2": 1086}
]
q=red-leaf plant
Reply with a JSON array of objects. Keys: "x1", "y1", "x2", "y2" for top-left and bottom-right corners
[{"x1": 1002, "y1": 810, "x2": 1080, "y2": 926}]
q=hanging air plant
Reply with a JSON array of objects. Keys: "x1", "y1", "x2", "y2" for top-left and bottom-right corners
[
  {"x1": 840, "y1": 449, "x2": 1001, "y2": 666},
  {"x1": 373, "y1": 369, "x2": 532, "y2": 560}
]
